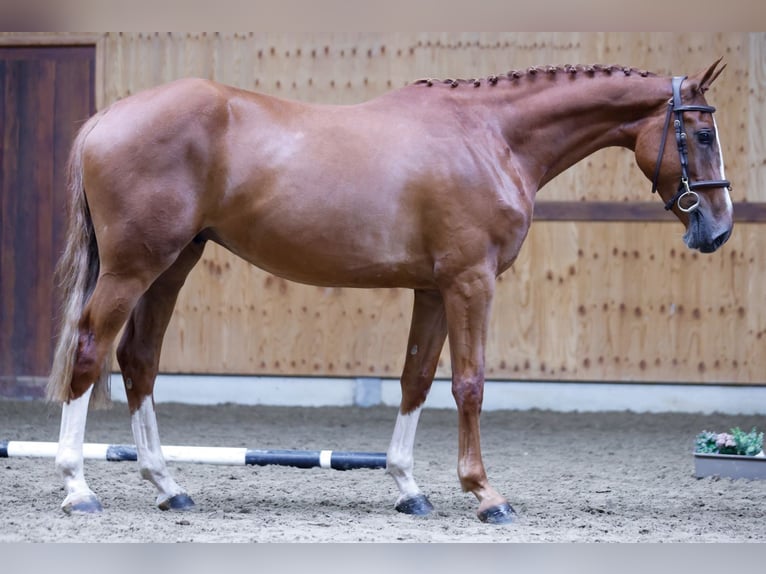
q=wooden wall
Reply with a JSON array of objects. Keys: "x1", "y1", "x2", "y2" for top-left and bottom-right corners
[{"x1": 5, "y1": 32, "x2": 764, "y2": 385}]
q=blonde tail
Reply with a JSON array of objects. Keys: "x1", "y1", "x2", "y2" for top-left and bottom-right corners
[{"x1": 47, "y1": 113, "x2": 111, "y2": 408}]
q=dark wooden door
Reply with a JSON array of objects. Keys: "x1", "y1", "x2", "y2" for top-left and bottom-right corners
[{"x1": 0, "y1": 45, "x2": 95, "y2": 398}]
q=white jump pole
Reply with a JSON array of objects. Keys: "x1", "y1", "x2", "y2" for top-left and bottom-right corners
[{"x1": 0, "y1": 440, "x2": 387, "y2": 470}]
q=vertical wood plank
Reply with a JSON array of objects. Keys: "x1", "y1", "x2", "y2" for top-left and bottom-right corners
[
  {"x1": 0, "y1": 59, "x2": 16, "y2": 376},
  {"x1": 748, "y1": 33, "x2": 766, "y2": 202},
  {"x1": 28, "y1": 58, "x2": 56, "y2": 373}
]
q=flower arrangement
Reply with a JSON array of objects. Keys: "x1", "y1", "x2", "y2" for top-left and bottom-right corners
[{"x1": 695, "y1": 427, "x2": 764, "y2": 457}]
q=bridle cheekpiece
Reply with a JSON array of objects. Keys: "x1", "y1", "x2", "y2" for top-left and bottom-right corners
[{"x1": 650, "y1": 76, "x2": 731, "y2": 212}]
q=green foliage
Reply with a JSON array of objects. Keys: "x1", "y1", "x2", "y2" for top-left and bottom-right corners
[
  {"x1": 695, "y1": 431, "x2": 722, "y2": 454},
  {"x1": 695, "y1": 427, "x2": 764, "y2": 456},
  {"x1": 731, "y1": 427, "x2": 764, "y2": 456}
]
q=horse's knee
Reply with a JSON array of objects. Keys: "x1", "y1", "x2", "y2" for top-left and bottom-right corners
[{"x1": 451, "y1": 375, "x2": 484, "y2": 409}]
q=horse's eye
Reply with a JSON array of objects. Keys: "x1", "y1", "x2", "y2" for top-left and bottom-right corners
[{"x1": 696, "y1": 131, "x2": 713, "y2": 145}]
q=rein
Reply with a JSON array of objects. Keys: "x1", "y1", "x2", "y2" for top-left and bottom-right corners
[{"x1": 650, "y1": 76, "x2": 731, "y2": 212}]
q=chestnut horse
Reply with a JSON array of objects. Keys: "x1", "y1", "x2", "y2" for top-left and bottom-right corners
[{"x1": 47, "y1": 60, "x2": 732, "y2": 523}]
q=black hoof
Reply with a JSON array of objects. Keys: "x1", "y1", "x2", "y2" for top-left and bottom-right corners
[
  {"x1": 63, "y1": 496, "x2": 103, "y2": 515},
  {"x1": 395, "y1": 494, "x2": 434, "y2": 516},
  {"x1": 159, "y1": 493, "x2": 195, "y2": 511},
  {"x1": 478, "y1": 502, "x2": 516, "y2": 524}
]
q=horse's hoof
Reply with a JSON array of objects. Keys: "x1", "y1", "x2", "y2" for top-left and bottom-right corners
[
  {"x1": 478, "y1": 502, "x2": 516, "y2": 524},
  {"x1": 395, "y1": 494, "x2": 434, "y2": 516},
  {"x1": 158, "y1": 493, "x2": 195, "y2": 511},
  {"x1": 62, "y1": 495, "x2": 103, "y2": 515}
]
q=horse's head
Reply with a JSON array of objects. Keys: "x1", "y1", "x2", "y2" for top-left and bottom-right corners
[{"x1": 635, "y1": 58, "x2": 733, "y2": 253}]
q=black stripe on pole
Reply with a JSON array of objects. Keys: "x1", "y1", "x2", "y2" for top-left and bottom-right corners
[
  {"x1": 0, "y1": 440, "x2": 8, "y2": 458},
  {"x1": 245, "y1": 449, "x2": 322, "y2": 469},
  {"x1": 331, "y1": 452, "x2": 386, "y2": 471},
  {"x1": 106, "y1": 445, "x2": 138, "y2": 462}
]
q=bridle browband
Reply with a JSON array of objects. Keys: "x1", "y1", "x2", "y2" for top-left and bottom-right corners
[{"x1": 650, "y1": 76, "x2": 731, "y2": 212}]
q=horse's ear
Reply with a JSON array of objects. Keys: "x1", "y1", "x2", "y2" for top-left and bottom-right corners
[{"x1": 695, "y1": 58, "x2": 726, "y2": 94}]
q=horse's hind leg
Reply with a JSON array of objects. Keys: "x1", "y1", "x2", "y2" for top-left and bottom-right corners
[
  {"x1": 116, "y1": 241, "x2": 205, "y2": 511},
  {"x1": 387, "y1": 289, "x2": 448, "y2": 516},
  {"x1": 57, "y1": 385, "x2": 100, "y2": 513},
  {"x1": 57, "y1": 272, "x2": 157, "y2": 514}
]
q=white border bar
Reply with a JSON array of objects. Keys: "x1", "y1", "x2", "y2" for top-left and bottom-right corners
[{"x1": 108, "y1": 374, "x2": 766, "y2": 415}]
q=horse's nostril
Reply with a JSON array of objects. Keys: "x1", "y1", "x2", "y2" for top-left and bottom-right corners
[
  {"x1": 710, "y1": 228, "x2": 732, "y2": 252},
  {"x1": 717, "y1": 228, "x2": 732, "y2": 247}
]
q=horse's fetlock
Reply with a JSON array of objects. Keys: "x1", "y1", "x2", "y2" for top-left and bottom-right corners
[
  {"x1": 55, "y1": 452, "x2": 79, "y2": 477},
  {"x1": 459, "y1": 474, "x2": 483, "y2": 494},
  {"x1": 138, "y1": 455, "x2": 167, "y2": 482},
  {"x1": 386, "y1": 452, "x2": 413, "y2": 474}
]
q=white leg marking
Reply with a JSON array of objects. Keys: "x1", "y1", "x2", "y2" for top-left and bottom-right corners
[
  {"x1": 56, "y1": 385, "x2": 100, "y2": 511},
  {"x1": 386, "y1": 407, "x2": 424, "y2": 503},
  {"x1": 131, "y1": 396, "x2": 186, "y2": 506}
]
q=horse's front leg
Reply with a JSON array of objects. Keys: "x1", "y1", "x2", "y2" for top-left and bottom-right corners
[
  {"x1": 387, "y1": 289, "x2": 448, "y2": 515},
  {"x1": 442, "y1": 268, "x2": 515, "y2": 524},
  {"x1": 56, "y1": 273, "x2": 151, "y2": 514}
]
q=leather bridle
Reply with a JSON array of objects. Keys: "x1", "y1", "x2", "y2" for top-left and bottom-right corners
[{"x1": 650, "y1": 76, "x2": 731, "y2": 212}]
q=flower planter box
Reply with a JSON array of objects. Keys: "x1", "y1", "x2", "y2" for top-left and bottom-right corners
[{"x1": 693, "y1": 452, "x2": 766, "y2": 480}]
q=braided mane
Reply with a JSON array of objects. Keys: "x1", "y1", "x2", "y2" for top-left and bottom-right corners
[{"x1": 412, "y1": 64, "x2": 656, "y2": 88}]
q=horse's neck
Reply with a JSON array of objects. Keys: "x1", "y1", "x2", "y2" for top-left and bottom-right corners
[{"x1": 487, "y1": 73, "x2": 671, "y2": 190}]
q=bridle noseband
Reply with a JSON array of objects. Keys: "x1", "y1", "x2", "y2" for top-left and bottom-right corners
[{"x1": 650, "y1": 76, "x2": 731, "y2": 212}]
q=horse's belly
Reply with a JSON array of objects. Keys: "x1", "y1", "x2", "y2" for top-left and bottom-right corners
[
  {"x1": 232, "y1": 247, "x2": 435, "y2": 289},
  {"x1": 212, "y1": 221, "x2": 435, "y2": 289}
]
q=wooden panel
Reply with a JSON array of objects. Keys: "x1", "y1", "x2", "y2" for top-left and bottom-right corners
[
  {"x1": 0, "y1": 46, "x2": 95, "y2": 394},
  {"x1": 485, "y1": 221, "x2": 764, "y2": 384}
]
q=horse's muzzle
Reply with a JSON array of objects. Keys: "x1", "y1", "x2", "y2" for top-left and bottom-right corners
[{"x1": 684, "y1": 211, "x2": 732, "y2": 254}]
